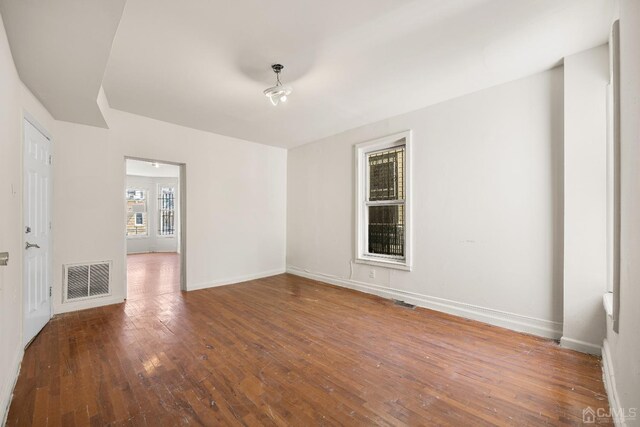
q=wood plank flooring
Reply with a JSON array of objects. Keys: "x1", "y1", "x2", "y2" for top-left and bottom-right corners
[
  {"x1": 7, "y1": 274, "x2": 611, "y2": 426},
  {"x1": 126, "y1": 253, "x2": 180, "y2": 300}
]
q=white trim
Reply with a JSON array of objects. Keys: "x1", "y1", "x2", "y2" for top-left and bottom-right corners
[
  {"x1": 603, "y1": 292, "x2": 614, "y2": 318},
  {"x1": 353, "y1": 257, "x2": 411, "y2": 271},
  {"x1": 287, "y1": 266, "x2": 562, "y2": 339},
  {"x1": 126, "y1": 249, "x2": 178, "y2": 255},
  {"x1": 602, "y1": 339, "x2": 626, "y2": 427},
  {"x1": 560, "y1": 337, "x2": 602, "y2": 355},
  {"x1": 0, "y1": 346, "x2": 23, "y2": 426},
  {"x1": 188, "y1": 268, "x2": 286, "y2": 291},
  {"x1": 355, "y1": 130, "x2": 412, "y2": 271},
  {"x1": 54, "y1": 295, "x2": 125, "y2": 315}
]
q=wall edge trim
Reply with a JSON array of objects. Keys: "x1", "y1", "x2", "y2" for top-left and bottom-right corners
[
  {"x1": 1, "y1": 345, "x2": 24, "y2": 425},
  {"x1": 560, "y1": 336, "x2": 602, "y2": 355},
  {"x1": 602, "y1": 338, "x2": 626, "y2": 427}
]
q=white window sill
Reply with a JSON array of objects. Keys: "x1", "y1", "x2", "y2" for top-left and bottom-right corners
[
  {"x1": 355, "y1": 257, "x2": 412, "y2": 271},
  {"x1": 603, "y1": 292, "x2": 613, "y2": 318}
]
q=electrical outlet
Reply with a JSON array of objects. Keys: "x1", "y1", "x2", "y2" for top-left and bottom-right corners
[{"x1": 369, "y1": 269, "x2": 376, "y2": 279}]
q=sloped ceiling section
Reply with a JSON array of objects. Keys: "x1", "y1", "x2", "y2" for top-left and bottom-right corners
[
  {"x1": 0, "y1": 0, "x2": 617, "y2": 146},
  {"x1": 0, "y1": 0, "x2": 126, "y2": 127}
]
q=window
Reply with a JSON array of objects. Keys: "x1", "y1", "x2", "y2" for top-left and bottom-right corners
[
  {"x1": 355, "y1": 131, "x2": 411, "y2": 270},
  {"x1": 126, "y1": 188, "x2": 148, "y2": 236},
  {"x1": 134, "y1": 212, "x2": 145, "y2": 226},
  {"x1": 158, "y1": 186, "x2": 175, "y2": 236}
]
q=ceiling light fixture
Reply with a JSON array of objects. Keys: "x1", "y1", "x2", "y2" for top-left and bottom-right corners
[
  {"x1": 151, "y1": 162, "x2": 160, "y2": 168},
  {"x1": 263, "y1": 64, "x2": 292, "y2": 106}
]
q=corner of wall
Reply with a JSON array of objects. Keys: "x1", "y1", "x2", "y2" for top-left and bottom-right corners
[{"x1": 0, "y1": 345, "x2": 24, "y2": 425}]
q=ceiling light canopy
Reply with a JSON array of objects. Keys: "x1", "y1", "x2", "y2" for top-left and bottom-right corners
[{"x1": 263, "y1": 64, "x2": 292, "y2": 106}]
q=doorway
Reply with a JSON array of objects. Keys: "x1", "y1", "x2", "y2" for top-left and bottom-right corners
[
  {"x1": 124, "y1": 158, "x2": 186, "y2": 299},
  {"x1": 23, "y1": 116, "x2": 53, "y2": 346}
]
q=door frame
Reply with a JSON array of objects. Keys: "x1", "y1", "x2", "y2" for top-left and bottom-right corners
[
  {"x1": 123, "y1": 157, "x2": 187, "y2": 296},
  {"x1": 22, "y1": 111, "x2": 53, "y2": 346}
]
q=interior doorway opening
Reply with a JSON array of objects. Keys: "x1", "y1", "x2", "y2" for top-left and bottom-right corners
[{"x1": 125, "y1": 158, "x2": 186, "y2": 299}]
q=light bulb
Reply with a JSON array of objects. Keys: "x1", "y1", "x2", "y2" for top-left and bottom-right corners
[{"x1": 280, "y1": 95, "x2": 287, "y2": 103}]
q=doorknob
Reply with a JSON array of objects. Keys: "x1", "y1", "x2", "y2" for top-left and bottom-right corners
[{"x1": 25, "y1": 242, "x2": 40, "y2": 250}]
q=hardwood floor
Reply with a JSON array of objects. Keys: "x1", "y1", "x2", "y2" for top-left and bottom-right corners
[
  {"x1": 126, "y1": 253, "x2": 180, "y2": 300},
  {"x1": 7, "y1": 274, "x2": 610, "y2": 426}
]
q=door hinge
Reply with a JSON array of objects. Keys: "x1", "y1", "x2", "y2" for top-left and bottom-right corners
[
  {"x1": 49, "y1": 286, "x2": 52, "y2": 297},
  {"x1": 48, "y1": 155, "x2": 52, "y2": 165}
]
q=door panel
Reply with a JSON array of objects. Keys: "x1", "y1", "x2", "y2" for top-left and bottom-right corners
[{"x1": 23, "y1": 118, "x2": 52, "y2": 346}]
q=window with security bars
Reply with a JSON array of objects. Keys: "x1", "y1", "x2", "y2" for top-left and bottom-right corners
[
  {"x1": 158, "y1": 187, "x2": 175, "y2": 236},
  {"x1": 367, "y1": 146, "x2": 405, "y2": 257},
  {"x1": 126, "y1": 189, "x2": 148, "y2": 236},
  {"x1": 356, "y1": 131, "x2": 411, "y2": 269}
]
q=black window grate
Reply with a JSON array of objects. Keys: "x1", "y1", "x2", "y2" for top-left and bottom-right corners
[
  {"x1": 366, "y1": 145, "x2": 405, "y2": 257},
  {"x1": 368, "y1": 147, "x2": 404, "y2": 201},
  {"x1": 158, "y1": 188, "x2": 175, "y2": 236},
  {"x1": 368, "y1": 205, "x2": 405, "y2": 256}
]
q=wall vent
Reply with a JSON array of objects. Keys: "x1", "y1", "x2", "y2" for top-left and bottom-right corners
[
  {"x1": 64, "y1": 261, "x2": 112, "y2": 302},
  {"x1": 393, "y1": 299, "x2": 416, "y2": 309}
]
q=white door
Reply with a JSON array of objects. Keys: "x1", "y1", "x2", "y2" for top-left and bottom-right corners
[{"x1": 23, "y1": 118, "x2": 52, "y2": 346}]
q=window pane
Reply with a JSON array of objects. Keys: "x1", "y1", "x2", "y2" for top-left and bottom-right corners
[
  {"x1": 368, "y1": 145, "x2": 405, "y2": 201},
  {"x1": 368, "y1": 204, "x2": 405, "y2": 256},
  {"x1": 126, "y1": 188, "x2": 147, "y2": 236},
  {"x1": 158, "y1": 187, "x2": 175, "y2": 236}
]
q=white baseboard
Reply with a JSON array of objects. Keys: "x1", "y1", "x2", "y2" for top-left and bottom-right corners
[
  {"x1": 126, "y1": 250, "x2": 178, "y2": 255},
  {"x1": 602, "y1": 339, "x2": 626, "y2": 427},
  {"x1": 54, "y1": 295, "x2": 125, "y2": 315},
  {"x1": 1, "y1": 345, "x2": 24, "y2": 425},
  {"x1": 188, "y1": 268, "x2": 286, "y2": 291},
  {"x1": 560, "y1": 337, "x2": 602, "y2": 355},
  {"x1": 287, "y1": 266, "x2": 563, "y2": 340}
]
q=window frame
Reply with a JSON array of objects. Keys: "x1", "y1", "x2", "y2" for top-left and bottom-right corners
[
  {"x1": 157, "y1": 185, "x2": 176, "y2": 238},
  {"x1": 355, "y1": 130, "x2": 412, "y2": 271}
]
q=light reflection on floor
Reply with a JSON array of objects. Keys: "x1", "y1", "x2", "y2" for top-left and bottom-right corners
[{"x1": 127, "y1": 252, "x2": 180, "y2": 301}]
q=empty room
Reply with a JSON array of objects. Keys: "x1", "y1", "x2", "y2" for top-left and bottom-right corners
[{"x1": 0, "y1": 0, "x2": 639, "y2": 426}]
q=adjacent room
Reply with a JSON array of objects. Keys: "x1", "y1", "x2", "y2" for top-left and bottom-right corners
[
  {"x1": 0, "y1": 0, "x2": 639, "y2": 426},
  {"x1": 125, "y1": 159, "x2": 183, "y2": 300}
]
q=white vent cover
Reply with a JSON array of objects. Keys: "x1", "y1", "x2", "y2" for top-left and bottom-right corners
[{"x1": 64, "y1": 261, "x2": 111, "y2": 302}]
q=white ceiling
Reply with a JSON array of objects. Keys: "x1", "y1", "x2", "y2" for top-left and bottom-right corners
[
  {"x1": 2, "y1": 0, "x2": 617, "y2": 148},
  {"x1": 126, "y1": 159, "x2": 180, "y2": 178},
  {"x1": 0, "y1": 0, "x2": 126, "y2": 127}
]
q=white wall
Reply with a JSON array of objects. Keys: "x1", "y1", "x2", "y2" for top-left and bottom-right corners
[
  {"x1": 604, "y1": 1, "x2": 640, "y2": 424},
  {"x1": 562, "y1": 45, "x2": 609, "y2": 355},
  {"x1": 126, "y1": 175, "x2": 180, "y2": 254},
  {"x1": 52, "y1": 101, "x2": 287, "y2": 314},
  {"x1": 287, "y1": 68, "x2": 564, "y2": 338},
  {"x1": 0, "y1": 13, "x2": 56, "y2": 423}
]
